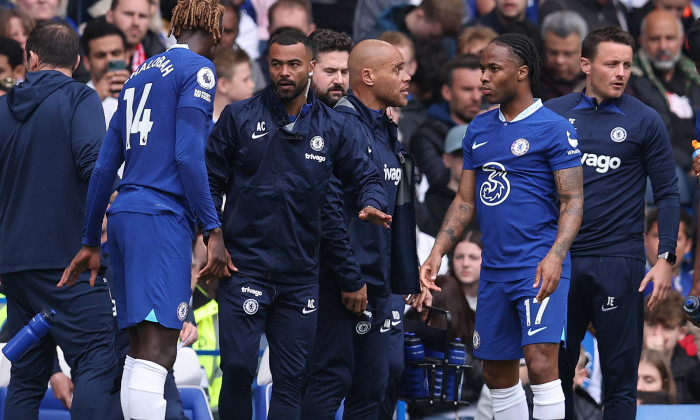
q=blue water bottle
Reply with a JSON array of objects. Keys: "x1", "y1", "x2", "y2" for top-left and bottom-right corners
[
  {"x1": 683, "y1": 295, "x2": 700, "y2": 324},
  {"x1": 404, "y1": 333, "x2": 429, "y2": 398},
  {"x1": 425, "y1": 348, "x2": 445, "y2": 398},
  {"x1": 446, "y1": 338, "x2": 467, "y2": 401},
  {"x1": 2, "y1": 309, "x2": 56, "y2": 363}
]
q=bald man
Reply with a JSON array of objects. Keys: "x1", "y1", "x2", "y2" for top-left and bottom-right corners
[
  {"x1": 301, "y1": 39, "x2": 420, "y2": 419},
  {"x1": 630, "y1": 9, "x2": 700, "y2": 177}
]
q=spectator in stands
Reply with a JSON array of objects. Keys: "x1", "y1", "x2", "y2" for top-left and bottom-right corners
[
  {"x1": 475, "y1": 0, "x2": 542, "y2": 52},
  {"x1": 538, "y1": 11, "x2": 587, "y2": 101},
  {"x1": 106, "y1": 0, "x2": 165, "y2": 72},
  {"x1": 644, "y1": 208, "x2": 694, "y2": 297},
  {"x1": 539, "y1": 0, "x2": 630, "y2": 33},
  {"x1": 219, "y1": 0, "x2": 266, "y2": 92},
  {"x1": 451, "y1": 229, "x2": 482, "y2": 311},
  {"x1": 629, "y1": 9, "x2": 700, "y2": 176},
  {"x1": 15, "y1": 0, "x2": 68, "y2": 26},
  {"x1": 643, "y1": 290, "x2": 700, "y2": 403},
  {"x1": 457, "y1": 25, "x2": 498, "y2": 56},
  {"x1": 573, "y1": 346, "x2": 603, "y2": 418},
  {"x1": 410, "y1": 54, "x2": 483, "y2": 189},
  {"x1": 0, "y1": 37, "x2": 23, "y2": 95},
  {"x1": 257, "y1": 0, "x2": 316, "y2": 83},
  {"x1": 0, "y1": 8, "x2": 34, "y2": 50},
  {"x1": 416, "y1": 124, "x2": 469, "y2": 237},
  {"x1": 394, "y1": 38, "x2": 448, "y2": 149},
  {"x1": 372, "y1": 0, "x2": 464, "y2": 41},
  {"x1": 637, "y1": 348, "x2": 677, "y2": 404},
  {"x1": 630, "y1": 0, "x2": 697, "y2": 40},
  {"x1": 212, "y1": 48, "x2": 254, "y2": 121},
  {"x1": 353, "y1": 0, "x2": 403, "y2": 41},
  {"x1": 80, "y1": 19, "x2": 129, "y2": 127},
  {"x1": 309, "y1": 28, "x2": 352, "y2": 108}
]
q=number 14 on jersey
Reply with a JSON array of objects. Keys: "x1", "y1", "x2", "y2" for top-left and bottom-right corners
[{"x1": 123, "y1": 83, "x2": 154, "y2": 150}]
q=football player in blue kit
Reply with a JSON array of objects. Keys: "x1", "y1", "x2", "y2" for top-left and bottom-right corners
[
  {"x1": 420, "y1": 33, "x2": 584, "y2": 420},
  {"x1": 60, "y1": 0, "x2": 235, "y2": 419},
  {"x1": 545, "y1": 27, "x2": 680, "y2": 419},
  {"x1": 206, "y1": 29, "x2": 391, "y2": 420}
]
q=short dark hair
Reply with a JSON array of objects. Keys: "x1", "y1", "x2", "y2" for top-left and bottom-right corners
[
  {"x1": 645, "y1": 207, "x2": 693, "y2": 238},
  {"x1": 309, "y1": 29, "x2": 352, "y2": 60},
  {"x1": 25, "y1": 21, "x2": 80, "y2": 70},
  {"x1": 442, "y1": 54, "x2": 480, "y2": 87},
  {"x1": 644, "y1": 289, "x2": 686, "y2": 328},
  {"x1": 269, "y1": 28, "x2": 311, "y2": 52},
  {"x1": 219, "y1": 0, "x2": 241, "y2": 21},
  {"x1": 490, "y1": 33, "x2": 541, "y2": 91},
  {"x1": 81, "y1": 18, "x2": 126, "y2": 57},
  {"x1": 581, "y1": 26, "x2": 635, "y2": 61},
  {"x1": 0, "y1": 36, "x2": 24, "y2": 69}
]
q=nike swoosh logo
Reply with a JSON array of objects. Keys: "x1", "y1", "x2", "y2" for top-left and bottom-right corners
[
  {"x1": 379, "y1": 326, "x2": 391, "y2": 333},
  {"x1": 472, "y1": 141, "x2": 487, "y2": 149},
  {"x1": 527, "y1": 326, "x2": 547, "y2": 336},
  {"x1": 301, "y1": 308, "x2": 317, "y2": 314},
  {"x1": 601, "y1": 305, "x2": 618, "y2": 312},
  {"x1": 252, "y1": 132, "x2": 269, "y2": 139},
  {"x1": 391, "y1": 320, "x2": 402, "y2": 326}
]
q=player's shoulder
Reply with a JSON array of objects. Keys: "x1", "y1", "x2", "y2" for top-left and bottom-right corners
[
  {"x1": 468, "y1": 108, "x2": 498, "y2": 132},
  {"x1": 543, "y1": 92, "x2": 581, "y2": 112},
  {"x1": 532, "y1": 105, "x2": 573, "y2": 128},
  {"x1": 618, "y1": 93, "x2": 660, "y2": 120}
]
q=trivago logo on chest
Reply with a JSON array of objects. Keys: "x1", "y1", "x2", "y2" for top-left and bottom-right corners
[{"x1": 580, "y1": 153, "x2": 621, "y2": 173}]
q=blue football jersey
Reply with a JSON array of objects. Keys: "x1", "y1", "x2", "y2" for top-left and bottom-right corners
[
  {"x1": 462, "y1": 100, "x2": 582, "y2": 282},
  {"x1": 105, "y1": 45, "x2": 219, "y2": 231}
]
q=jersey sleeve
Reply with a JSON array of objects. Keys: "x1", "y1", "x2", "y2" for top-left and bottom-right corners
[
  {"x1": 462, "y1": 123, "x2": 475, "y2": 170},
  {"x1": 546, "y1": 119, "x2": 582, "y2": 171},
  {"x1": 177, "y1": 58, "x2": 216, "y2": 115}
]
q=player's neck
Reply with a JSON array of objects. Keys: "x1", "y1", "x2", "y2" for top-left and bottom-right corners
[
  {"x1": 499, "y1": 94, "x2": 535, "y2": 122},
  {"x1": 284, "y1": 88, "x2": 309, "y2": 116}
]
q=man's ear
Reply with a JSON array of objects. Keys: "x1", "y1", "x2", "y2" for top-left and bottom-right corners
[
  {"x1": 517, "y1": 65, "x2": 529, "y2": 82},
  {"x1": 581, "y1": 57, "x2": 591, "y2": 76},
  {"x1": 28, "y1": 51, "x2": 39, "y2": 72},
  {"x1": 72, "y1": 55, "x2": 81, "y2": 74},
  {"x1": 361, "y1": 68, "x2": 374, "y2": 86}
]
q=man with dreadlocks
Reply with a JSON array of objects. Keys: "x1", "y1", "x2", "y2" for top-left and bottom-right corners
[
  {"x1": 546, "y1": 27, "x2": 680, "y2": 419},
  {"x1": 61, "y1": 0, "x2": 234, "y2": 419},
  {"x1": 420, "y1": 33, "x2": 584, "y2": 420}
]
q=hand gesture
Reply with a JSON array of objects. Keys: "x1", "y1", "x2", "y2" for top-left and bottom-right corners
[
  {"x1": 358, "y1": 206, "x2": 392, "y2": 228},
  {"x1": 533, "y1": 252, "x2": 563, "y2": 303},
  {"x1": 419, "y1": 254, "x2": 444, "y2": 292},
  {"x1": 341, "y1": 284, "x2": 368, "y2": 315},
  {"x1": 58, "y1": 245, "x2": 101, "y2": 287},
  {"x1": 639, "y1": 259, "x2": 672, "y2": 310},
  {"x1": 198, "y1": 228, "x2": 237, "y2": 283}
]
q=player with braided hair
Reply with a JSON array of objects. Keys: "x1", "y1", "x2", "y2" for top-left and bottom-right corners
[
  {"x1": 421, "y1": 33, "x2": 583, "y2": 420},
  {"x1": 62, "y1": 0, "x2": 233, "y2": 418}
]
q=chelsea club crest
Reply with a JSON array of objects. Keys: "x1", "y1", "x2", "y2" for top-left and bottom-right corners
[{"x1": 310, "y1": 136, "x2": 324, "y2": 151}]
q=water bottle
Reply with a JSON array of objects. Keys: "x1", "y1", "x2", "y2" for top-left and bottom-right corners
[
  {"x1": 683, "y1": 295, "x2": 700, "y2": 324},
  {"x1": 446, "y1": 338, "x2": 467, "y2": 401},
  {"x1": 693, "y1": 140, "x2": 700, "y2": 159},
  {"x1": 2, "y1": 309, "x2": 56, "y2": 363},
  {"x1": 403, "y1": 333, "x2": 429, "y2": 398},
  {"x1": 425, "y1": 348, "x2": 445, "y2": 398}
]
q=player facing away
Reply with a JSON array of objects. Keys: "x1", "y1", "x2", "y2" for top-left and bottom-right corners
[
  {"x1": 60, "y1": 0, "x2": 235, "y2": 419},
  {"x1": 420, "y1": 33, "x2": 584, "y2": 420}
]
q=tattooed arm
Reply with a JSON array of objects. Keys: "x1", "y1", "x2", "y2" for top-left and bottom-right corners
[
  {"x1": 533, "y1": 166, "x2": 584, "y2": 302},
  {"x1": 419, "y1": 170, "x2": 477, "y2": 291}
]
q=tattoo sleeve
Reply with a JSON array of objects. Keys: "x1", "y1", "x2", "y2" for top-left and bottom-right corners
[
  {"x1": 434, "y1": 200, "x2": 474, "y2": 257},
  {"x1": 551, "y1": 166, "x2": 584, "y2": 259}
]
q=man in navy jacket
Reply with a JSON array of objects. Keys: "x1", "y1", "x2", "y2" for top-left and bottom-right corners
[
  {"x1": 206, "y1": 29, "x2": 390, "y2": 420},
  {"x1": 0, "y1": 22, "x2": 118, "y2": 419},
  {"x1": 545, "y1": 27, "x2": 679, "y2": 419},
  {"x1": 302, "y1": 38, "x2": 421, "y2": 420}
]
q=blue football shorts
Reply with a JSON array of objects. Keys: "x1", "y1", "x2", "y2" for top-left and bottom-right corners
[
  {"x1": 473, "y1": 276, "x2": 569, "y2": 360},
  {"x1": 107, "y1": 211, "x2": 193, "y2": 330}
]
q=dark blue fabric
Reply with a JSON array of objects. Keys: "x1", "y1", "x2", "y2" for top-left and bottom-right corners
[
  {"x1": 559, "y1": 256, "x2": 645, "y2": 420},
  {"x1": 206, "y1": 87, "x2": 387, "y2": 283},
  {"x1": 545, "y1": 92, "x2": 680, "y2": 259},
  {"x1": 2, "y1": 269, "x2": 118, "y2": 419},
  {"x1": 0, "y1": 71, "x2": 104, "y2": 273}
]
